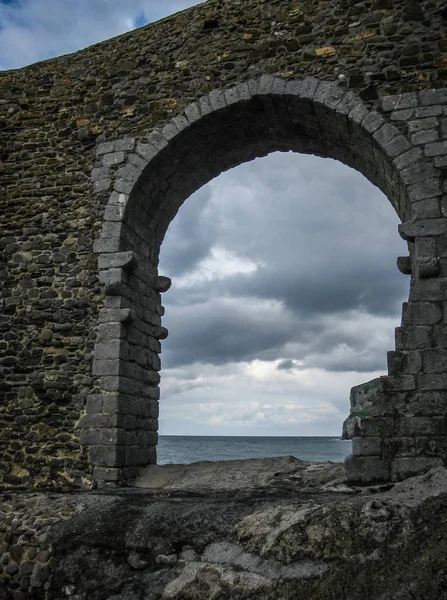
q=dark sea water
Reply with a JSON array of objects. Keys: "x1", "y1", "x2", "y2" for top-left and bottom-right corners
[{"x1": 157, "y1": 436, "x2": 352, "y2": 465}]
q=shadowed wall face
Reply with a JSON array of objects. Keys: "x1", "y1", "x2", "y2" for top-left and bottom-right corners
[{"x1": 1, "y1": 0, "x2": 447, "y2": 489}]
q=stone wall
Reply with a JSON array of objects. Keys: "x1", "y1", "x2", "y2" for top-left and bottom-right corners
[{"x1": 1, "y1": 0, "x2": 447, "y2": 489}]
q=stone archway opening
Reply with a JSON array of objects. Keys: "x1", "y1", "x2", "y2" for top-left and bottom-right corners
[
  {"x1": 154, "y1": 150, "x2": 409, "y2": 466},
  {"x1": 82, "y1": 78, "x2": 444, "y2": 487}
]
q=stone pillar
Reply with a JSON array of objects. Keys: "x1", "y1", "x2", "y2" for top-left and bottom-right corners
[
  {"x1": 78, "y1": 250, "x2": 169, "y2": 486},
  {"x1": 344, "y1": 218, "x2": 447, "y2": 483}
]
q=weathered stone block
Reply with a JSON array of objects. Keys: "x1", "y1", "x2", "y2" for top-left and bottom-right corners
[
  {"x1": 411, "y1": 129, "x2": 439, "y2": 145},
  {"x1": 419, "y1": 89, "x2": 447, "y2": 106},
  {"x1": 93, "y1": 359, "x2": 127, "y2": 377},
  {"x1": 89, "y1": 445, "x2": 126, "y2": 467},
  {"x1": 344, "y1": 455, "x2": 388, "y2": 483},
  {"x1": 224, "y1": 87, "x2": 240, "y2": 106},
  {"x1": 395, "y1": 326, "x2": 432, "y2": 350},
  {"x1": 396, "y1": 416, "x2": 446, "y2": 436},
  {"x1": 433, "y1": 325, "x2": 447, "y2": 348},
  {"x1": 425, "y1": 141, "x2": 447, "y2": 157},
  {"x1": 352, "y1": 437, "x2": 381, "y2": 457},
  {"x1": 208, "y1": 88, "x2": 226, "y2": 111},
  {"x1": 96, "y1": 322, "x2": 126, "y2": 342},
  {"x1": 98, "y1": 251, "x2": 138, "y2": 271},
  {"x1": 397, "y1": 256, "x2": 412, "y2": 274},
  {"x1": 98, "y1": 309, "x2": 133, "y2": 324},
  {"x1": 79, "y1": 428, "x2": 101, "y2": 445},
  {"x1": 78, "y1": 413, "x2": 119, "y2": 428},
  {"x1": 408, "y1": 180, "x2": 442, "y2": 202},
  {"x1": 405, "y1": 391, "x2": 447, "y2": 416},
  {"x1": 101, "y1": 428, "x2": 127, "y2": 445},
  {"x1": 93, "y1": 237, "x2": 122, "y2": 254},
  {"x1": 360, "y1": 417, "x2": 395, "y2": 438},
  {"x1": 390, "y1": 108, "x2": 414, "y2": 121},
  {"x1": 401, "y1": 162, "x2": 437, "y2": 186},
  {"x1": 381, "y1": 94, "x2": 417, "y2": 112},
  {"x1": 418, "y1": 373, "x2": 447, "y2": 390},
  {"x1": 94, "y1": 340, "x2": 128, "y2": 361},
  {"x1": 103, "y1": 152, "x2": 125, "y2": 166},
  {"x1": 93, "y1": 178, "x2": 112, "y2": 192},
  {"x1": 415, "y1": 106, "x2": 443, "y2": 118},
  {"x1": 92, "y1": 467, "x2": 121, "y2": 481},
  {"x1": 92, "y1": 166, "x2": 110, "y2": 182},
  {"x1": 421, "y1": 349, "x2": 447, "y2": 372},
  {"x1": 391, "y1": 457, "x2": 443, "y2": 481},
  {"x1": 96, "y1": 141, "x2": 115, "y2": 155},
  {"x1": 399, "y1": 219, "x2": 447, "y2": 242},
  {"x1": 415, "y1": 436, "x2": 447, "y2": 457},
  {"x1": 373, "y1": 123, "x2": 398, "y2": 146},
  {"x1": 154, "y1": 276, "x2": 172, "y2": 293},
  {"x1": 383, "y1": 135, "x2": 412, "y2": 158},
  {"x1": 382, "y1": 437, "x2": 415, "y2": 458},
  {"x1": 410, "y1": 278, "x2": 447, "y2": 302},
  {"x1": 411, "y1": 198, "x2": 440, "y2": 220},
  {"x1": 115, "y1": 138, "x2": 135, "y2": 152},
  {"x1": 387, "y1": 350, "x2": 422, "y2": 375},
  {"x1": 86, "y1": 395, "x2": 103, "y2": 414},
  {"x1": 184, "y1": 102, "x2": 201, "y2": 124},
  {"x1": 416, "y1": 256, "x2": 440, "y2": 278}
]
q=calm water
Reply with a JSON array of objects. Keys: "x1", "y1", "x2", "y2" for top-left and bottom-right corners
[{"x1": 157, "y1": 436, "x2": 352, "y2": 465}]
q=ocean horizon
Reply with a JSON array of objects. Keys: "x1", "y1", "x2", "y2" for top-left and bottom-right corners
[{"x1": 157, "y1": 435, "x2": 352, "y2": 465}]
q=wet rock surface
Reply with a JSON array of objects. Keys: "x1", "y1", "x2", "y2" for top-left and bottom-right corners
[{"x1": 0, "y1": 457, "x2": 446, "y2": 599}]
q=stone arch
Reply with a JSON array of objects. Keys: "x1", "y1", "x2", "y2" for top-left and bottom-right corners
[{"x1": 81, "y1": 76, "x2": 445, "y2": 486}]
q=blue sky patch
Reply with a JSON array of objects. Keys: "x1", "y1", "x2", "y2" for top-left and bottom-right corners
[{"x1": 134, "y1": 13, "x2": 147, "y2": 28}]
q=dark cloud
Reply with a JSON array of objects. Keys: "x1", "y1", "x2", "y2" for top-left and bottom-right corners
[
  {"x1": 277, "y1": 359, "x2": 297, "y2": 371},
  {"x1": 161, "y1": 298, "x2": 297, "y2": 368},
  {"x1": 159, "y1": 152, "x2": 408, "y2": 374},
  {"x1": 160, "y1": 187, "x2": 215, "y2": 277}
]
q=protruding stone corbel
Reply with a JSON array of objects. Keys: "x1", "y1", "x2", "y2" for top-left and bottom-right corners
[
  {"x1": 398, "y1": 222, "x2": 415, "y2": 243},
  {"x1": 397, "y1": 256, "x2": 412, "y2": 275},
  {"x1": 154, "y1": 326, "x2": 169, "y2": 340},
  {"x1": 98, "y1": 251, "x2": 138, "y2": 272},
  {"x1": 154, "y1": 276, "x2": 172, "y2": 293}
]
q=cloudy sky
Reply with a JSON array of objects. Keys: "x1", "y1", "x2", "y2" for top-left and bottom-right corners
[{"x1": 1, "y1": 0, "x2": 410, "y2": 436}]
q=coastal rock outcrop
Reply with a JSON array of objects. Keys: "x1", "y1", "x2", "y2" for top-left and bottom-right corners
[{"x1": 1, "y1": 457, "x2": 446, "y2": 599}]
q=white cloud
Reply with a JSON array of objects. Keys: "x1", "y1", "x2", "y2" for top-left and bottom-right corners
[
  {"x1": 175, "y1": 246, "x2": 261, "y2": 287},
  {"x1": 0, "y1": 0, "x2": 205, "y2": 70},
  {"x1": 159, "y1": 359, "x2": 384, "y2": 436}
]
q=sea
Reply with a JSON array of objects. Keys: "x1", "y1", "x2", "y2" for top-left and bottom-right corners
[{"x1": 157, "y1": 436, "x2": 352, "y2": 465}]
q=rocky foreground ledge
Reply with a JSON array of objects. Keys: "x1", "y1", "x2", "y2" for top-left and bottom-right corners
[{"x1": 1, "y1": 456, "x2": 447, "y2": 600}]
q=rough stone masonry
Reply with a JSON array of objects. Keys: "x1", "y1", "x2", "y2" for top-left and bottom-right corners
[{"x1": 1, "y1": 0, "x2": 447, "y2": 489}]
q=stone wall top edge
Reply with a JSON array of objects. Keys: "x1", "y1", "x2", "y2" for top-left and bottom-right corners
[
  {"x1": 0, "y1": 0, "x2": 446, "y2": 90},
  {"x1": 0, "y1": 0, "x2": 212, "y2": 75}
]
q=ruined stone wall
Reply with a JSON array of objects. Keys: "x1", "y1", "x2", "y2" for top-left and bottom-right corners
[{"x1": 1, "y1": 0, "x2": 447, "y2": 489}]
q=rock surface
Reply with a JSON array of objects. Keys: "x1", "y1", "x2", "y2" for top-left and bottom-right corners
[{"x1": 1, "y1": 456, "x2": 447, "y2": 599}]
